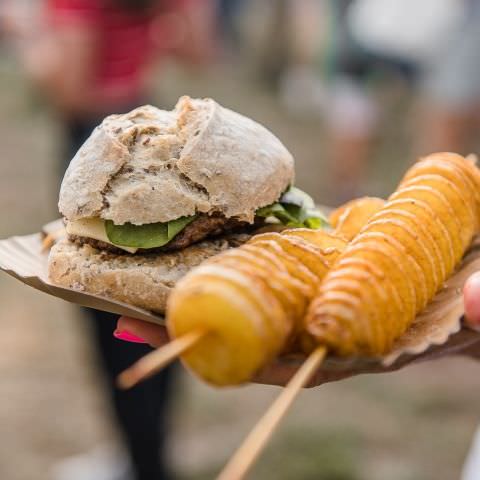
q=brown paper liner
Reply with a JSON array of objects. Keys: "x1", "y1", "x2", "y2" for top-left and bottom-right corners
[{"x1": 0, "y1": 220, "x2": 164, "y2": 324}]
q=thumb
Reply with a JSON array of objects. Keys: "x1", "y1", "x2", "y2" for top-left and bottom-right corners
[{"x1": 464, "y1": 272, "x2": 480, "y2": 330}]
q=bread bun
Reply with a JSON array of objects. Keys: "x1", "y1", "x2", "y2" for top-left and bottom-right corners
[
  {"x1": 48, "y1": 233, "x2": 251, "y2": 314},
  {"x1": 59, "y1": 96, "x2": 294, "y2": 225}
]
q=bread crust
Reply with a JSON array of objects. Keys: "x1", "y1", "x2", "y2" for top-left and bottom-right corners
[
  {"x1": 59, "y1": 97, "x2": 294, "y2": 225},
  {"x1": 48, "y1": 234, "x2": 251, "y2": 314}
]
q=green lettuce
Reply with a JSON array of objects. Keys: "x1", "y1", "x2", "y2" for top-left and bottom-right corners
[
  {"x1": 105, "y1": 216, "x2": 196, "y2": 249},
  {"x1": 256, "y1": 186, "x2": 328, "y2": 229}
]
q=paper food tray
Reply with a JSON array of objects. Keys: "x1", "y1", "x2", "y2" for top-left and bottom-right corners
[{"x1": 0, "y1": 220, "x2": 164, "y2": 324}]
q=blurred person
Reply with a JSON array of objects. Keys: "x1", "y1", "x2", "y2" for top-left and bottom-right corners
[
  {"x1": 2, "y1": 1, "x2": 216, "y2": 479},
  {"x1": 216, "y1": 0, "x2": 245, "y2": 54},
  {"x1": 322, "y1": 0, "x2": 467, "y2": 202},
  {"x1": 416, "y1": 0, "x2": 480, "y2": 156}
]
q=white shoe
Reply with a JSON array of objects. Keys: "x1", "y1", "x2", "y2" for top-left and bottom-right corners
[
  {"x1": 50, "y1": 445, "x2": 134, "y2": 480},
  {"x1": 462, "y1": 427, "x2": 480, "y2": 480}
]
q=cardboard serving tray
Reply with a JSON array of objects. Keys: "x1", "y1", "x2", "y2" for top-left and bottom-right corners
[
  {"x1": 0, "y1": 220, "x2": 163, "y2": 324},
  {"x1": 1, "y1": 220, "x2": 480, "y2": 378}
]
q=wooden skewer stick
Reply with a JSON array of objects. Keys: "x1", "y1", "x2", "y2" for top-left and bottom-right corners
[
  {"x1": 42, "y1": 227, "x2": 67, "y2": 252},
  {"x1": 117, "y1": 328, "x2": 206, "y2": 389},
  {"x1": 217, "y1": 345, "x2": 327, "y2": 480}
]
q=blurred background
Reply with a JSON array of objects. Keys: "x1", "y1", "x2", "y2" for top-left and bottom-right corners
[{"x1": 1, "y1": 0, "x2": 480, "y2": 479}]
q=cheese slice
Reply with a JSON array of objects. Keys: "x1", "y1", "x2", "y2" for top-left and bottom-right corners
[{"x1": 66, "y1": 218, "x2": 138, "y2": 254}]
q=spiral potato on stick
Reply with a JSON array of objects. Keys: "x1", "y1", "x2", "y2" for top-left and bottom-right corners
[
  {"x1": 306, "y1": 153, "x2": 480, "y2": 356},
  {"x1": 167, "y1": 229, "x2": 345, "y2": 386},
  {"x1": 218, "y1": 153, "x2": 480, "y2": 480}
]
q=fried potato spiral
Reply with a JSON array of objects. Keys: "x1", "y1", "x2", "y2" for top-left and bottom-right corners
[
  {"x1": 305, "y1": 153, "x2": 480, "y2": 356},
  {"x1": 166, "y1": 229, "x2": 346, "y2": 385}
]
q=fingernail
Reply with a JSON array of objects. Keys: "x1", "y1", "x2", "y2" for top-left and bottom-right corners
[
  {"x1": 464, "y1": 272, "x2": 480, "y2": 330},
  {"x1": 113, "y1": 330, "x2": 147, "y2": 343}
]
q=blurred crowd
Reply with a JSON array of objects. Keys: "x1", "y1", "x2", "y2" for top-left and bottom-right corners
[
  {"x1": 2, "y1": 0, "x2": 479, "y2": 204},
  {"x1": 1, "y1": 1, "x2": 480, "y2": 479}
]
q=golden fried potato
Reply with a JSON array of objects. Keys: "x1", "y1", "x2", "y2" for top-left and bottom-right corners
[
  {"x1": 249, "y1": 239, "x2": 319, "y2": 292},
  {"x1": 403, "y1": 153, "x2": 480, "y2": 208},
  {"x1": 370, "y1": 207, "x2": 446, "y2": 281},
  {"x1": 390, "y1": 185, "x2": 463, "y2": 258},
  {"x1": 210, "y1": 253, "x2": 305, "y2": 326},
  {"x1": 401, "y1": 174, "x2": 476, "y2": 247},
  {"x1": 249, "y1": 232, "x2": 330, "y2": 279},
  {"x1": 167, "y1": 219, "x2": 353, "y2": 385},
  {"x1": 359, "y1": 217, "x2": 438, "y2": 302},
  {"x1": 383, "y1": 198, "x2": 455, "y2": 276},
  {"x1": 329, "y1": 197, "x2": 385, "y2": 240},
  {"x1": 306, "y1": 153, "x2": 480, "y2": 357},
  {"x1": 168, "y1": 276, "x2": 274, "y2": 385},
  {"x1": 281, "y1": 228, "x2": 347, "y2": 263},
  {"x1": 336, "y1": 256, "x2": 402, "y2": 338}
]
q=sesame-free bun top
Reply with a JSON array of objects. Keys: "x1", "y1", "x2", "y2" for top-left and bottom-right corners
[{"x1": 59, "y1": 96, "x2": 294, "y2": 225}]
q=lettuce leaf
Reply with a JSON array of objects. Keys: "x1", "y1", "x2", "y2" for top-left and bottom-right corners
[
  {"x1": 256, "y1": 186, "x2": 328, "y2": 229},
  {"x1": 105, "y1": 216, "x2": 196, "y2": 249}
]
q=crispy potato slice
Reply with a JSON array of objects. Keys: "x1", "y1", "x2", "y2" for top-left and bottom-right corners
[
  {"x1": 404, "y1": 157, "x2": 480, "y2": 209},
  {"x1": 305, "y1": 300, "x2": 360, "y2": 355},
  {"x1": 359, "y1": 217, "x2": 437, "y2": 302},
  {"x1": 400, "y1": 174, "x2": 476, "y2": 248},
  {"x1": 390, "y1": 185, "x2": 463, "y2": 260},
  {"x1": 319, "y1": 273, "x2": 384, "y2": 353},
  {"x1": 281, "y1": 228, "x2": 347, "y2": 264},
  {"x1": 249, "y1": 232, "x2": 330, "y2": 280},
  {"x1": 241, "y1": 242, "x2": 313, "y2": 299},
  {"x1": 249, "y1": 239, "x2": 318, "y2": 292},
  {"x1": 346, "y1": 239, "x2": 416, "y2": 320},
  {"x1": 336, "y1": 256, "x2": 403, "y2": 339},
  {"x1": 330, "y1": 197, "x2": 386, "y2": 240},
  {"x1": 406, "y1": 153, "x2": 480, "y2": 207},
  {"x1": 240, "y1": 244, "x2": 312, "y2": 319},
  {"x1": 183, "y1": 264, "x2": 287, "y2": 344},
  {"x1": 370, "y1": 208, "x2": 446, "y2": 285},
  {"x1": 168, "y1": 278, "x2": 273, "y2": 386},
  {"x1": 210, "y1": 254, "x2": 304, "y2": 328},
  {"x1": 353, "y1": 231, "x2": 427, "y2": 313},
  {"x1": 381, "y1": 198, "x2": 455, "y2": 276}
]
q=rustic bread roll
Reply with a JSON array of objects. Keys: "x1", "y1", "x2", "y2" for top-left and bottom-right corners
[
  {"x1": 48, "y1": 234, "x2": 251, "y2": 314},
  {"x1": 59, "y1": 96, "x2": 294, "y2": 225}
]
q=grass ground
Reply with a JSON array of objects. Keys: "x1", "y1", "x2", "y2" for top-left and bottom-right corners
[{"x1": 1, "y1": 62, "x2": 479, "y2": 480}]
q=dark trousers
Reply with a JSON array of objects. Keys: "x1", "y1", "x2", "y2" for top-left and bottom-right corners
[{"x1": 64, "y1": 115, "x2": 175, "y2": 480}]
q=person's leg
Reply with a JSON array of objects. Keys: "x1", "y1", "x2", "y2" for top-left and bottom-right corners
[
  {"x1": 62, "y1": 116, "x2": 176, "y2": 480},
  {"x1": 414, "y1": 104, "x2": 475, "y2": 155},
  {"x1": 87, "y1": 309, "x2": 175, "y2": 480},
  {"x1": 326, "y1": 76, "x2": 379, "y2": 203},
  {"x1": 415, "y1": 13, "x2": 480, "y2": 155}
]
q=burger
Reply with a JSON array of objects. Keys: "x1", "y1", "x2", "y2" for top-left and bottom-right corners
[{"x1": 48, "y1": 96, "x2": 325, "y2": 313}]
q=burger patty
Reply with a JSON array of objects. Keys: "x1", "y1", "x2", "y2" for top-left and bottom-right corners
[{"x1": 69, "y1": 214, "x2": 264, "y2": 254}]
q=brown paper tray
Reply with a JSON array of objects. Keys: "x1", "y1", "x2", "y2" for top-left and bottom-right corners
[
  {"x1": 1, "y1": 222, "x2": 480, "y2": 377},
  {"x1": 0, "y1": 220, "x2": 164, "y2": 324}
]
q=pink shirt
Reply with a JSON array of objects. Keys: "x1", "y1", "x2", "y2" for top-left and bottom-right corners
[{"x1": 47, "y1": 0, "x2": 188, "y2": 107}]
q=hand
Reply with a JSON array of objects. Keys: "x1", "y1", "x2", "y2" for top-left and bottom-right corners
[
  {"x1": 463, "y1": 271, "x2": 480, "y2": 330},
  {"x1": 115, "y1": 271, "x2": 480, "y2": 388},
  {"x1": 115, "y1": 316, "x2": 169, "y2": 348}
]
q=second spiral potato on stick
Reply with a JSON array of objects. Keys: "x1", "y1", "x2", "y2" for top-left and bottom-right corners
[{"x1": 305, "y1": 152, "x2": 480, "y2": 356}]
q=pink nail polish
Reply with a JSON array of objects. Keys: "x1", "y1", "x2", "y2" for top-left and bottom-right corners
[{"x1": 114, "y1": 330, "x2": 147, "y2": 344}]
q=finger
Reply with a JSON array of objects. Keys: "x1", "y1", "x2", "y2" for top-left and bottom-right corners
[
  {"x1": 116, "y1": 317, "x2": 170, "y2": 348},
  {"x1": 464, "y1": 272, "x2": 480, "y2": 330}
]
